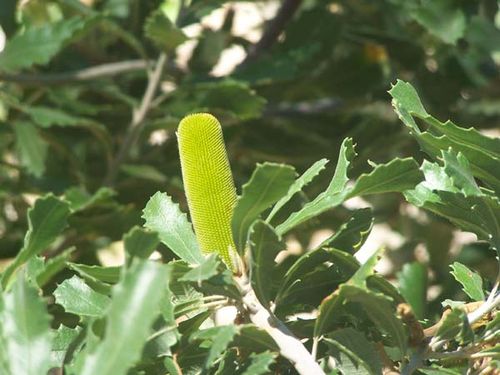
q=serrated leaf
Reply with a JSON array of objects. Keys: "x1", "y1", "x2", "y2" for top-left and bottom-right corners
[
  {"x1": 144, "y1": 10, "x2": 187, "y2": 52},
  {"x1": 346, "y1": 158, "x2": 422, "y2": 198},
  {"x1": 249, "y1": 220, "x2": 283, "y2": 307},
  {"x1": 316, "y1": 208, "x2": 373, "y2": 252},
  {"x1": 266, "y1": 158, "x2": 329, "y2": 222},
  {"x1": 54, "y1": 276, "x2": 110, "y2": 317},
  {"x1": 242, "y1": 351, "x2": 276, "y2": 375},
  {"x1": 390, "y1": 79, "x2": 500, "y2": 194},
  {"x1": 64, "y1": 187, "x2": 116, "y2": 212},
  {"x1": 450, "y1": 262, "x2": 484, "y2": 301},
  {"x1": 13, "y1": 121, "x2": 48, "y2": 177},
  {"x1": 397, "y1": 262, "x2": 427, "y2": 319},
  {"x1": 67, "y1": 263, "x2": 121, "y2": 284},
  {"x1": 442, "y1": 150, "x2": 481, "y2": 196},
  {"x1": 325, "y1": 328, "x2": 382, "y2": 375},
  {"x1": 348, "y1": 247, "x2": 384, "y2": 288},
  {"x1": 232, "y1": 163, "x2": 296, "y2": 251},
  {"x1": 35, "y1": 247, "x2": 75, "y2": 287},
  {"x1": 191, "y1": 325, "x2": 238, "y2": 369},
  {"x1": 79, "y1": 259, "x2": 168, "y2": 375},
  {"x1": 0, "y1": 273, "x2": 52, "y2": 375},
  {"x1": 2, "y1": 194, "x2": 71, "y2": 289},
  {"x1": 124, "y1": 226, "x2": 160, "y2": 260},
  {"x1": 0, "y1": 17, "x2": 85, "y2": 72},
  {"x1": 276, "y1": 138, "x2": 356, "y2": 235},
  {"x1": 142, "y1": 192, "x2": 204, "y2": 265}
]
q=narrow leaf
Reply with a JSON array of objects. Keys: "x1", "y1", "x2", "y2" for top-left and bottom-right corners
[
  {"x1": 397, "y1": 262, "x2": 427, "y2": 319},
  {"x1": 13, "y1": 121, "x2": 48, "y2": 177},
  {"x1": 450, "y1": 262, "x2": 485, "y2": 301}
]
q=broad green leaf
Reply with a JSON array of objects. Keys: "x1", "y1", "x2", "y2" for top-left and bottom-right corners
[
  {"x1": 397, "y1": 262, "x2": 427, "y2": 319},
  {"x1": 442, "y1": 150, "x2": 481, "y2": 196},
  {"x1": 266, "y1": 158, "x2": 329, "y2": 222},
  {"x1": 144, "y1": 10, "x2": 187, "y2": 52},
  {"x1": 67, "y1": 263, "x2": 121, "y2": 284},
  {"x1": 191, "y1": 325, "x2": 238, "y2": 369},
  {"x1": 2, "y1": 195, "x2": 71, "y2": 289},
  {"x1": 450, "y1": 262, "x2": 484, "y2": 301},
  {"x1": 249, "y1": 220, "x2": 283, "y2": 307},
  {"x1": 179, "y1": 254, "x2": 220, "y2": 284},
  {"x1": 316, "y1": 285, "x2": 407, "y2": 355},
  {"x1": 79, "y1": 259, "x2": 168, "y2": 375},
  {"x1": 0, "y1": 273, "x2": 52, "y2": 375},
  {"x1": 316, "y1": 208, "x2": 373, "y2": 252},
  {"x1": 13, "y1": 121, "x2": 48, "y2": 177},
  {"x1": 325, "y1": 328, "x2": 382, "y2": 375},
  {"x1": 232, "y1": 163, "x2": 296, "y2": 251},
  {"x1": 51, "y1": 325, "x2": 81, "y2": 367},
  {"x1": 0, "y1": 17, "x2": 86, "y2": 72},
  {"x1": 124, "y1": 226, "x2": 160, "y2": 260},
  {"x1": 276, "y1": 138, "x2": 356, "y2": 235},
  {"x1": 242, "y1": 351, "x2": 276, "y2": 375},
  {"x1": 390, "y1": 79, "x2": 500, "y2": 194},
  {"x1": 433, "y1": 308, "x2": 474, "y2": 345},
  {"x1": 346, "y1": 158, "x2": 422, "y2": 198},
  {"x1": 54, "y1": 276, "x2": 110, "y2": 317},
  {"x1": 411, "y1": 0, "x2": 466, "y2": 44},
  {"x1": 142, "y1": 192, "x2": 204, "y2": 265}
]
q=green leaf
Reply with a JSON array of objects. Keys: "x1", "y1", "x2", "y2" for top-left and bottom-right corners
[
  {"x1": 51, "y1": 325, "x2": 81, "y2": 367},
  {"x1": 2, "y1": 194, "x2": 71, "y2": 289},
  {"x1": 121, "y1": 164, "x2": 168, "y2": 183},
  {"x1": 450, "y1": 262, "x2": 484, "y2": 301},
  {"x1": 390, "y1": 79, "x2": 500, "y2": 194},
  {"x1": 124, "y1": 226, "x2": 160, "y2": 260},
  {"x1": 0, "y1": 273, "x2": 52, "y2": 375},
  {"x1": 442, "y1": 150, "x2": 481, "y2": 196},
  {"x1": 179, "y1": 254, "x2": 220, "y2": 284},
  {"x1": 316, "y1": 208, "x2": 373, "y2": 252},
  {"x1": 276, "y1": 138, "x2": 356, "y2": 235},
  {"x1": 54, "y1": 276, "x2": 110, "y2": 317},
  {"x1": 144, "y1": 10, "x2": 188, "y2": 52},
  {"x1": 397, "y1": 262, "x2": 427, "y2": 319},
  {"x1": 13, "y1": 121, "x2": 48, "y2": 177},
  {"x1": 142, "y1": 192, "x2": 204, "y2": 265},
  {"x1": 249, "y1": 220, "x2": 283, "y2": 307},
  {"x1": 191, "y1": 325, "x2": 238, "y2": 369},
  {"x1": 433, "y1": 308, "x2": 474, "y2": 345},
  {"x1": 348, "y1": 247, "x2": 384, "y2": 288},
  {"x1": 35, "y1": 248, "x2": 75, "y2": 287},
  {"x1": 25, "y1": 106, "x2": 95, "y2": 128},
  {"x1": 411, "y1": 0, "x2": 466, "y2": 45},
  {"x1": 232, "y1": 162, "x2": 296, "y2": 251},
  {"x1": 67, "y1": 263, "x2": 121, "y2": 284},
  {"x1": 79, "y1": 259, "x2": 168, "y2": 375},
  {"x1": 346, "y1": 158, "x2": 422, "y2": 198},
  {"x1": 0, "y1": 17, "x2": 86, "y2": 72},
  {"x1": 325, "y1": 328, "x2": 382, "y2": 375},
  {"x1": 266, "y1": 158, "x2": 329, "y2": 222},
  {"x1": 64, "y1": 187, "x2": 116, "y2": 212},
  {"x1": 242, "y1": 351, "x2": 277, "y2": 375}
]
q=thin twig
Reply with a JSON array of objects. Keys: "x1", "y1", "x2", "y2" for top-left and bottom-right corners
[
  {"x1": 468, "y1": 292, "x2": 500, "y2": 325},
  {"x1": 238, "y1": 277, "x2": 326, "y2": 375},
  {"x1": 103, "y1": 53, "x2": 167, "y2": 186},
  {"x1": 0, "y1": 60, "x2": 150, "y2": 85},
  {"x1": 241, "y1": 0, "x2": 303, "y2": 65}
]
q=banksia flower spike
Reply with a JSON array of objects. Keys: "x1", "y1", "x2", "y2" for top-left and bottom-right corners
[{"x1": 177, "y1": 113, "x2": 238, "y2": 271}]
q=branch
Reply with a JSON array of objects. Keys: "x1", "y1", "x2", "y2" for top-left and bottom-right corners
[
  {"x1": 239, "y1": 279, "x2": 326, "y2": 375},
  {"x1": 468, "y1": 291, "x2": 500, "y2": 325},
  {"x1": 242, "y1": 0, "x2": 303, "y2": 65},
  {"x1": 0, "y1": 60, "x2": 151, "y2": 85},
  {"x1": 103, "y1": 53, "x2": 168, "y2": 187}
]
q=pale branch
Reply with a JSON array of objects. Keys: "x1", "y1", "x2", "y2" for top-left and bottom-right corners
[
  {"x1": 0, "y1": 60, "x2": 151, "y2": 85},
  {"x1": 242, "y1": 0, "x2": 303, "y2": 65},
  {"x1": 238, "y1": 278, "x2": 326, "y2": 375},
  {"x1": 103, "y1": 53, "x2": 168, "y2": 187},
  {"x1": 468, "y1": 291, "x2": 500, "y2": 325}
]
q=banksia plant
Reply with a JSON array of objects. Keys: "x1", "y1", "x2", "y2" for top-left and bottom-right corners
[{"x1": 177, "y1": 113, "x2": 238, "y2": 270}]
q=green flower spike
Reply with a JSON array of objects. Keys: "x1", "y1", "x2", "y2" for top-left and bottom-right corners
[{"x1": 177, "y1": 113, "x2": 238, "y2": 271}]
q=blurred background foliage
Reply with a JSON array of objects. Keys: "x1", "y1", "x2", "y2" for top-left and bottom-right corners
[{"x1": 0, "y1": 0, "x2": 499, "y2": 320}]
